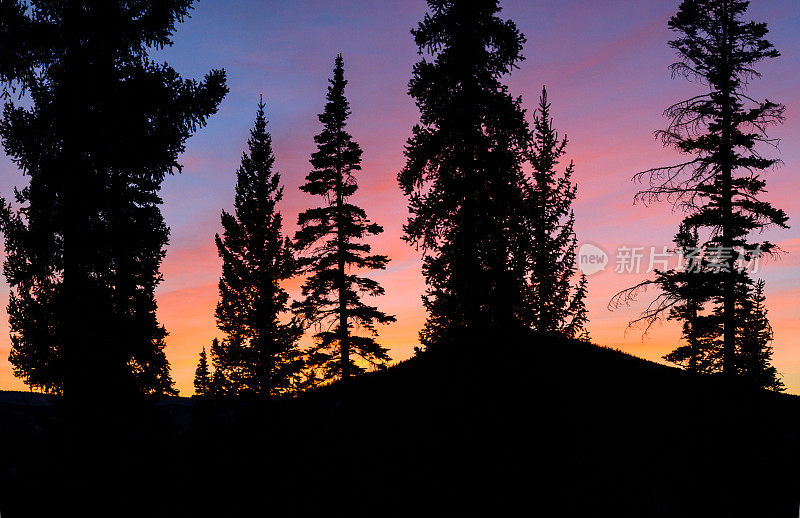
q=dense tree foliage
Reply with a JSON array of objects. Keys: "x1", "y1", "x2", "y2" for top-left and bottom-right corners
[
  {"x1": 398, "y1": 0, "x2": 532, "y2": 347},
  {"x1": 0, "y1": 0, "x2": 227, "y2": 398}
]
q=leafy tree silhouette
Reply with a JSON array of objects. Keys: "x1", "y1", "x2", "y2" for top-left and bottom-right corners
[
  {"x1": 294, "y1": 55, "x2": 395, "y2": 383},
  {"x1": 629, "y1": 0, "x2": 787, "y2": 377},
  {"x1": 398, "y1": 0, "x2": 532, "y2": 348},
  {"x1": 211, "y1": 98, "x2": 304, "y2": 398},
  {"x1": 524, "y1": 87, "x2": 589, "y2": 340},
  {"x1": 0, "y1": 0, "x2": 227, "y2": 400}
]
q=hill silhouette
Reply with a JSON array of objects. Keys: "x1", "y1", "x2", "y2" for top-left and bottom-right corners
[{"x1": 2, "y1": 333, "x2": 799, "y2": 517}]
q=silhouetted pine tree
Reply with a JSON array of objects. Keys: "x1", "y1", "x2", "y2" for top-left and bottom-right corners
[
  {"x1": 0, "y1": 1, "x2": 226, "y2": 399},
  {"x1": 611, "y1": 223, "x2": 721, "y2": 373},
  {"x1": 633, "y1": 0, "x2": 787, "y2": 376},
  {"x1": 208, "y1": 338, "x2": 231, "y2": 396},
  {"x1": 194, "y1": 346, "x2": 211, "y2": 397},
  {"x1": 524, "y1": 87, "x2": 589, "y2": 340},
  {"x1": 736, "y1": 279, "x2": 783, "y2": 391},
  {"x1": 213, "y1": 99, "x2": 303, "y2": 398},
  {"x1": 398, "y1": 0, "x2": 531, "y2": 348},
  {"x1": 660, "y1": 225, "x2": 720, "y2": 374},
  {"x1": 294, "y1": 55, "x2": 395, "y2": 383},
  {"x1": 568, "y1": 277, "x2": 591, "y2": 342}
]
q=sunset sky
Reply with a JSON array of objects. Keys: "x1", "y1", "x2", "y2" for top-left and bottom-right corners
[{"x1": 0, "y1": 0, "x2": 798, "y2": 395}]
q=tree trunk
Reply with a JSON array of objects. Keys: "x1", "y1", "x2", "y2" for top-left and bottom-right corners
[
  {"x1": 688, "y1": 303, "x2": 699, "y2": 376},
  {"x1": 336, "y1": 131, "x2": 349, "y2": 382},
  {"x1": 720, "y1": 1, "x2": 736, "y2": 377}
]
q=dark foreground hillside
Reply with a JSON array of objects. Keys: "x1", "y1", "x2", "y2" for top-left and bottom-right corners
[{"x1": 2, "y1": 334, "x2": 800, "y2": 517}]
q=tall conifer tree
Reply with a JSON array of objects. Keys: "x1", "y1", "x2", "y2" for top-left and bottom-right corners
[
  {"x1": 633, "y1": 0, "x2": 787, "y2": 376},
  {"x1": 193, "y1": 346, "x2": 211, "y2": 397},
  {"x1": 208, "y1": 338, "x2": 231, "y2": 396},
  {"x1": 398, "y1": 0, "x2": 531, "y2": 348},
  {"x1": 213, "y1": 99, "x2": 303, "y2": 398},
  {"x1": 294, "y1": 55, "x2": 395, "y2": 383},
  {"x1": 524, "y1": 87, "x2": 589, "y2": 340},
  {"x1": 658, "y1": 225, "x2": 720, "y2": 375},
  {"x1": 737, "y1": 279, "x2": 783, "y2": 391},
  {"x1": 0, "y1": 1, "x2": 227, "y2": 398}
]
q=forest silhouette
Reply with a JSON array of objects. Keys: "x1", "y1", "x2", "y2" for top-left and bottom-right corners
[{"x1": 0, "y1": 0, "x2": 797, "y2": 517}]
